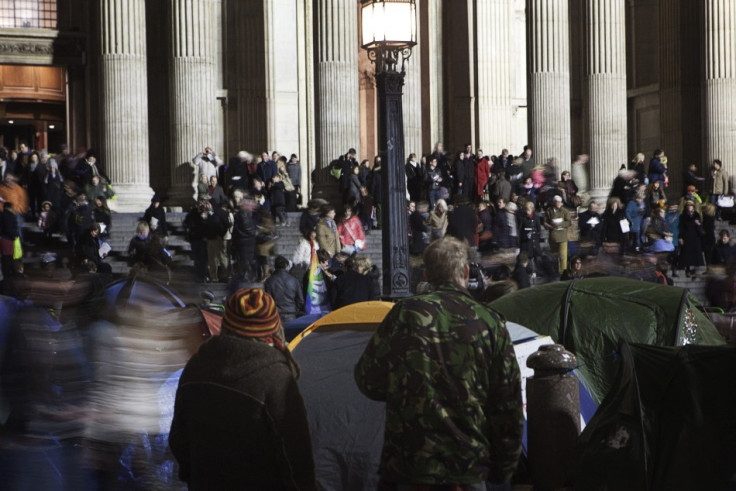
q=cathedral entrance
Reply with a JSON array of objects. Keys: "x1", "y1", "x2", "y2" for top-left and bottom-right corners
[{"x1": 0, "y1": 64, "x2": 66, "y2": 153}]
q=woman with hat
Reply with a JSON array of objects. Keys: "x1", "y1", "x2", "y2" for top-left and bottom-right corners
[
  {"x1": 678, "y1": 185, "x2": 702, "y2": 216},
  {"x1": 170, "y1": 288, "x2": 315, "y2": 490}
]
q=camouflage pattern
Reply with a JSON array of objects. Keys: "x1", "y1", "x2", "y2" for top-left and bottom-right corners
[{"x1": 354, "y1": 284, "x2": 523, "y2": 485}]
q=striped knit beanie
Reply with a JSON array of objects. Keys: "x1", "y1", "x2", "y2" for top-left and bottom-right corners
[{"x1": 222, "y1": 288, "x2": 282, "y2": 338}]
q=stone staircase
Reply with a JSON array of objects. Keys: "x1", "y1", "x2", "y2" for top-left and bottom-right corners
[
  {"x1": 19, "y1": 206, "x2": 736, "y2": 307},
  {"x1": 23, "y1": 210, "x2": 384, "y2": 295}
]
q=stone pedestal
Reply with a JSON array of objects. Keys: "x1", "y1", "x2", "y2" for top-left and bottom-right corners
[
  {"x1": 168, "y1": 0, "x2": 219, "y2": 206},
  {"x1": 99, "y1": 0, "x2": 153, "y2": 212},
  {"x1": 704, "y1": 0, "x2": 736, "y2": 179},
  {"x1": 586, "y1": 0, "x2": 627, "y2": 197},
  {"x1": 316, "y1": 0, "x2": 359, "y2": 166},
  {"x1": 527, "y1": 344, "x2": 580, "y2": 490},
  {"x1": 527, "y1": 0, "x2": 571, "y2": 172}
]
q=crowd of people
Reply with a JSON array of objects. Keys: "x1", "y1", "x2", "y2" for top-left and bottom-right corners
[
  {"x1": 1, "y1": 139, "x2": 735, "y2": 315},
  {"x1": 2, "y1": 136, "x2": 736, "y2": 489}
]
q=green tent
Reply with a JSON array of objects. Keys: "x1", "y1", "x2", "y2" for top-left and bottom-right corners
[
  {"x1": 489, "y1": 277, "x2": 725, "y2": 403},
  {"x1": 575, "y1": 342, "x2": 736, "y2": 490}
]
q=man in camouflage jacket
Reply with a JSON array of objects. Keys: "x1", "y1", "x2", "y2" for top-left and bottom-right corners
[{"x1": 354, "y1": 236, "x2": 523, "y2": 488}]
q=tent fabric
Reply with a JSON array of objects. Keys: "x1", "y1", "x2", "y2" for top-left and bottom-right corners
[
  {"x1": 292, "y1": 328, "x2": 385, "y2": 491},
  {"x1": 490, "y1": 277, "x2": 725, "y2": 403},
  {"x1": 288, "y1": 301, "x2": 394, "y2": 350},
  {"x1": 576, "y1": 342, "x2": 736, "y2": 490},
  {"x1": 289, "y1": 301, "x2": 591, "y2": 489}
]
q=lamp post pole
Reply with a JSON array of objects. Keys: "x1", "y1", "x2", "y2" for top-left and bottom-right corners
[
  {"x1": 361, "y1": 0, "x2": 416, "y2": 300},
  {"x1": 376, "y1": 63, "x2": 411, "y2": 299}
]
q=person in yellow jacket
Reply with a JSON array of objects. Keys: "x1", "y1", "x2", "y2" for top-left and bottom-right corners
[{"x1": 544, "y1": 195, "x2": 572, "y2": 273}]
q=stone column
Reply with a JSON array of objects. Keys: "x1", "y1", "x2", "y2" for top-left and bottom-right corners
[
  {"x1": 476, "y1": 0, "x2": 512, "y2": 154},
  {"x1": 586, "y1": 0, "x2": 627, "y2": 200},
  {"x1": 421, "y1": 0, "x2": 444, "y2": 151},
  {"x1": 403, "y1": 1, "x2": 422, "y2": 157},
  {"x1": 297, "y1": 0, "x2": 316, "y2": 195},
  {"x1": 99, "y1": 0, "x2": 153, "y2": 212},
  {"x1": 704, "y1": 0, "x2": 736, "y2": 179},
  {"x1": 527, "y1": 0, "x2": 571, "y2": 173},
  {"x1": 264, "y1": 0, "x2": 300, "y2": 154},
  {"x1": 659, "y1": 0, "x2": 683, "y2": 194},
  {"x1": 315, "y1": 0, "x2": 359, "y2": 166},
  {"x1": 168, "y1": 0, "x2": 219, "y2": 206}
]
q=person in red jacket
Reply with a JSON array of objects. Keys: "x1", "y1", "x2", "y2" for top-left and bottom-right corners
[{"x1": 474, "y1": 148, "x2": 491, "y2": 203}]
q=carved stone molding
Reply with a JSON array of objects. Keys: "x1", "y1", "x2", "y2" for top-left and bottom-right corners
[{"x1": 0, "y1": 31, "x2": 85, "y2": 65}]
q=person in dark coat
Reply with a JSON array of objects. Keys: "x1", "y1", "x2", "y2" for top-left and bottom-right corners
[
  {"x1": 518, "y1": 200, "x2": 542, "y2": 266},
  {"x1": 446, "y1": 197, "x2": 478, "y2": 248},
  {"x1": 345, "y1": 164, "x2": 362, "y2": 209},
  {"x1": 143, "y1": 194, "x2": 169, "y2": 239},
  {"x1": 128, "y1": 220, "x2": 171, "y2": 272},
  {"x1": 269, "y1": 174, "x2": 287, "y2": 225},
  {"x1": 206, "y1": 175, "x2": 228, "y2": 209},
  {"x1": 330, "y1": 255, "x2": 379, "y2": 309},
  {"x1": 713, "y1": 230, "x2": 736, "y2": 265},
  {"x1": 405, "y1": 154, "x2": 425, "y2": 202},
  {"x1": 184, "y1": 198, "x2": 211, "y2": 282},
  {"x1": 647, "y1": 149, "x2": 667, "y2": 185},
  {"x1": 44, "y1": 159, "x2": 64, "y2": 210},
  {"x1": 609, "y1": 166, "x2": 637, "y2": 205},
  {"x1": 258, "y1": 151, "x2": 280, "y2": 188},
  {"x1": 299, "y1": 201, "x2": 322, "y2": 236},
  {"x1": 578, "y1": 201, "x2": 603, "y2": 253},
  {"x1": 69, "y1": 193, "x2": 95, "y2": 249},
  {"x1": 170, "y1": 288, "x2": 316, "y2": 490},
  {"x1": 231, "y1": 195, "x2": 259, "y2": 281},
  {"x1": 511, "y1": 252, "x2": 533, "y2": 289},
  {"x1": 477, "y1": 201, "x2": 494, "y2": 252},
  {"x1": 226, "y1": 151, "x2": 252, "y2": 192},
  {"x1": 75, "y1": 223, "x2": 113, "y2": 275},
  {"x1": 264, "y1": 256, "x2": 305, "y2": 321},
  {"x1": 455, "y1": 146, "x2": 475, "y2": 199},
  {"x1": 493, "y1": 198, "x2": 514, "y2": 249},
  {"x1": 369, "y1": 158, "x2": 383, "y2": 229},
  {"x1": 678, "y1": 200, "x2": 705, "y2": 277},
  {"x1": 409, "y1": 201, "x2": 430, "y2": 255},
  {"x1": 601, "y1": 197, "x2": 628, "y2": 254}
]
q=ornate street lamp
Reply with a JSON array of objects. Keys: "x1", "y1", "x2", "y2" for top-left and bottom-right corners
[{"x1": 361, "y1": 0, "x2": 416, "y2": 299}]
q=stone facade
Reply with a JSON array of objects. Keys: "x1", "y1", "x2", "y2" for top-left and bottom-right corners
[{"x1": 0, "y1": 1, "x2": 733, "y2": 208}]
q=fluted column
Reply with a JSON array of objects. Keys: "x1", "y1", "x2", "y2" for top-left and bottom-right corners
[
  {"x1": 476, "y1": 0, "x2": 512, "y2": 154},
  {"x1": 586, "y1": 0, "x2": 627, "y2": 199},
  {"x1": 527, "y1": 0, "x2": 571, "y2": 172},
  {"x1": 423, "y1": 0, "x2": 444, "y2": 150},
  {"x1": 169, "y1": 0, "x2": 219, "y2": 206},
  {"x1": 315, "y1": 0, "x2": 359, "y2": 166},
  {"x1": 659, "y1": 0, "x2": 683, "y2": 194},
  {"x1": 403, "y1": 1, "x2": 422, "y2": 157},
  {"x1": 704, "y1": 0, "x2": 736, "y2": 178},
  {"x1": 99, "y1": 0, "x2": 153, "y2": 212}
]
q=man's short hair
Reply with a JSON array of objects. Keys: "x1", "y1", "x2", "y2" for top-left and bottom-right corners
[
  {"x1": 274, "y1": 255, "x2": 289, "y2": 270},
  {"x1": 423, "y1": 236, "x2": 469, "y2": 288}
]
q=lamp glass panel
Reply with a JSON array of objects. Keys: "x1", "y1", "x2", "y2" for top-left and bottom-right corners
[{"x1": 361, "y1": 1, "x2": 416, "y2": 46}]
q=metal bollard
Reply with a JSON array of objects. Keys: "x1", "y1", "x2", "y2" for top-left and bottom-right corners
[{"x1": 526, "y1": 344, "x2": 580, "y2": 490}]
